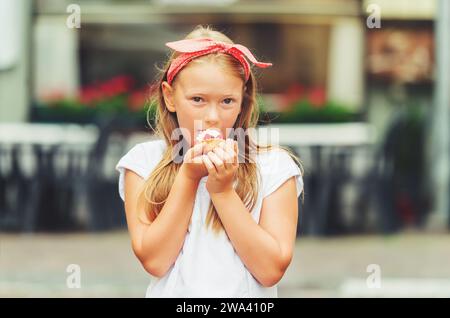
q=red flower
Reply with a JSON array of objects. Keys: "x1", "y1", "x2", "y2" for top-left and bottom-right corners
[
  {"x1": 111, "y1": 75, "x2": 134, "y2": 94},
  {"x1": 308, "y1": 87, "x2": 327, "y2": 108},
  {"x1": 79, "y1": 86, "x2": 103, "y2": 106},
  {"x1": 127, "y1": 88, "x2": 148, "y2": 111},
  {"x1": 286, "y1": 83, "x2": 305, "y2": 99},
  {"x1": 280, "y1": 83, "x2": 305, "y2": 111},
  {"x1": 97, "y1": 75, "x2": 132, "y2": 98},
  {"x1": 79, "y1": 75, "x2": 136, "y2": 104}
]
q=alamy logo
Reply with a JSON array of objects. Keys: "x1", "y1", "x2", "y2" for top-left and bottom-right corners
[
  {"x1": 66, "y1": 264, "x2": 81, "y2": 288},
  {"x1": 366, "y1": 264, "x2": 381, "y2": 289},
  {"x1": 66, "y1": 4, "x2": 81, "y2": 29},
  {"x1": 366, "y1": 4, "x2": 381, "y2": 29}
]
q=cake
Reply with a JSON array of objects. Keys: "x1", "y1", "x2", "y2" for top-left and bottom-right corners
[{"x1": 196, "y1": 128, "x2": 224, "y2": 152}]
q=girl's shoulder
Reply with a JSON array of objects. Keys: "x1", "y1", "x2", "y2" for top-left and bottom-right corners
[
  {"x1": 133, "y1": 139, "x2": 167, "y2": 157},
  {"x1": 116, "y1": 139, "x2": 167, "y2": 179},
  {"x1": 255, "y1": 147, "x2": 304, "y2": 198},
  {"x1": 115, "y1": 139, "x2": 167, "y2": 201},
  {"x1": 255, "y1": 147, "x2": 298, "y2": 170}
]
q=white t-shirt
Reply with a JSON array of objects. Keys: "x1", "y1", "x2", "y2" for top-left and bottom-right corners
[{"x1": 115, "y1": 139, "x2": 304, "y2": 298}]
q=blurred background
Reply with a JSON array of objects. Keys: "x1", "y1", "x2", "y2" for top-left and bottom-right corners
[{"x1": 1, "y1": 0, "x2": 450, "y2": 297}]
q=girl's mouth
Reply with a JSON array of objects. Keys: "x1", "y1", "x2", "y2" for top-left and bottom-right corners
[{"x1": 196, "y1": 128, "x2": 223, "y2": 143}]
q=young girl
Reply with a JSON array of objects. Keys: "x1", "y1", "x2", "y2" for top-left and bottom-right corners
[{"x1": 115, "y1": 26, "x2": 304, "y2": 298}]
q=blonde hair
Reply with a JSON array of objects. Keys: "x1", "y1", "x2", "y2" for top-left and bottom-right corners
[{"x1": 138, "y1": 25, "x2": 304, "y2": 234}]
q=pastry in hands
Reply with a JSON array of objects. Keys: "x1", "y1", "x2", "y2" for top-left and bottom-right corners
[{"x1": 196, "y1": 128, "x2": 224, "y2": 153}]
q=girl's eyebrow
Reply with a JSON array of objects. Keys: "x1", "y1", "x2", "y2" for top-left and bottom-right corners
[{"x1": 186, "y1": 92, "x2": 238, "y2": 97}]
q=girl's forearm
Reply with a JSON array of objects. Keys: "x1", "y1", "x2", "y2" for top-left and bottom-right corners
[
  {"x1": 140, "y1": 169, "x2": 199, "y2": 277},
  {"x1": 210, "y1": 190, "x2": 286, "y2": 287}
]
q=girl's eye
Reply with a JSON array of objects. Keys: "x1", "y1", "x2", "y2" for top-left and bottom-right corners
[
  {"x1": 192, "y1": 97, "x2": 203, "y2": 103},
  {"x1": 223, "y1": 98, "x2": 234, "y2": 105}
]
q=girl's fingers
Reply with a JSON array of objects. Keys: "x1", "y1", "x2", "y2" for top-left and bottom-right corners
[
  {"x1": 191, "y1": 155, "x2": 203, "y2": 164},
  {"x1": 202, "y1": 154, "x2": 216, "y2": 175},
  {"x1": 213, "y1": 145, "x2": 232, "y2": 168},
  {"x1": 207, "y1": 151, "x2": 225, "y2": 174},
  {"x1": 191, "y1": 142, "x2": 204, "y2": 158},
  {"x1": 184, "y1": 143, "x2": 202, "y2": 162}
]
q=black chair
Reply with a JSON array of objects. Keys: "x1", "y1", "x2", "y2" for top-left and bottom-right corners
[
  {"x1": 24, "y1": 144, "x2": 82, "y2": 232},
  {"x1": 0, "y1": 145, "x2": 30, "y2": 231},
  {"x1": 83, "y1": 115, "x2": 139, "y2": 231}
]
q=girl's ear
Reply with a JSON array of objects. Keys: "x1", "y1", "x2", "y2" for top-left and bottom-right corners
[{"x1": 161, "y1": 81, "x2": 176, "y2": 112}]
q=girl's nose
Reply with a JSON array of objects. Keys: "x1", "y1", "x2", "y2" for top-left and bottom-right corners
[{"x1": 204, "y1": 104, "x2": 220, "y2": 124}]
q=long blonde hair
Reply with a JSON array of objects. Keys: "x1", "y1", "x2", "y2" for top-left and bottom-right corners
[{"x1": 138, "y1": 25, "x2": 303, "y2": 234}]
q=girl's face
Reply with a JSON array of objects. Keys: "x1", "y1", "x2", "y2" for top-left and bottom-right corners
[{"x1": 161, "y1": 61, "x2": 244, "y2": 147}]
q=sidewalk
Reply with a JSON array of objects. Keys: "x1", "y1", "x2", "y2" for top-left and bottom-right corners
[{"x1": 1, "y1": 231, "x2": 450, "y2": 297}]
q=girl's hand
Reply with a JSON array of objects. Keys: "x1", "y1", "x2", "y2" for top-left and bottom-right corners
[
  {"x1": 179, "y1": 142, "x2": 208, "y2": 182},
  {"x1": 202, "y1": 139, "x2": 239, "y2": 194}
]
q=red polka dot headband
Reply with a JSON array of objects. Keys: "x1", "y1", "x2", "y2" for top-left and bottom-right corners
[{"x1": 165, "y1": 37, "x2": 273, "y2": 85}]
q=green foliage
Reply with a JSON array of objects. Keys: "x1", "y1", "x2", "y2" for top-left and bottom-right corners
[{"x1": 277, "y1": 99, "x2": 357, "y2": 123}]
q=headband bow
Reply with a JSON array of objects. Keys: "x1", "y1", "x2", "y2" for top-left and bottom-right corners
[{"x1": 165, "y1": 37, "x2": 272, "y2": 85}]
